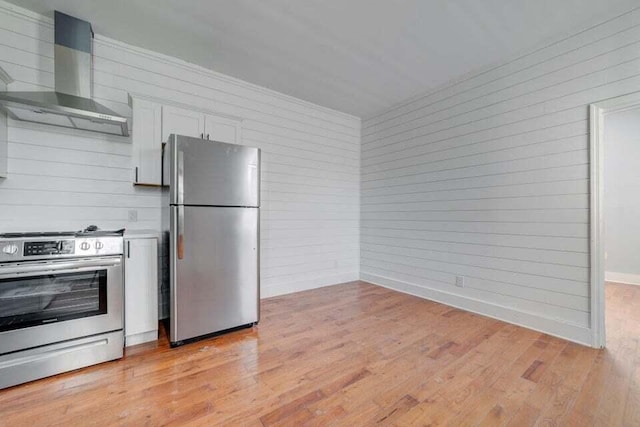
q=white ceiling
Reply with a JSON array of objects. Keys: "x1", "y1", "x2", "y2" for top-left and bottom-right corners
[{"x1": 8, "y1": 0, "x2": 640, "y2": 117}]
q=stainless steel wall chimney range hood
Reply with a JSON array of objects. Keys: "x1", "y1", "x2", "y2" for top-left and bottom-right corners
[{"x1": 0, "y1": 11, "x2": 129, "y2": 136}]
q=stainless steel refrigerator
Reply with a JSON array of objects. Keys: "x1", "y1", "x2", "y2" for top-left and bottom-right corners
[{"x1": 162, "y1": 134, "x2": 260, "y2": 346}]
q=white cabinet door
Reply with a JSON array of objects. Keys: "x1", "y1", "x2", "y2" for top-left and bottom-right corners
[
  {"x1": 124, "y1": 237, "x2": 158, "y2": 346},
  {"x1": 162, "y1": 105, "x2": 205, "y2": 142},
  {"x1": 130, "y1": 95, "x2": 244, "y2": 185},
  {"x1": 130, "y1": 97, "x2": 162, "y2": 185},
  {"x1": 204, "y1": 114, "x2": 242, "y2": 144},
  {"x1": 0, "y1": 68, "x2": 9, "y2": 178}
]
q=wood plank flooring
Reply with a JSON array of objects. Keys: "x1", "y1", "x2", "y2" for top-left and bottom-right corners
[{"x1": 0, "y1": 280, "x2": 638, "y2": 426}]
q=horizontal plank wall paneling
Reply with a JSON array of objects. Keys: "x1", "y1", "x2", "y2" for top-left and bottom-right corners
[
  {"x1": 362, "y1": 6, "x2": 640, "y2": 346},
  {"x1": 0, "y1": 1, "x2": 360, "y2": 302}
]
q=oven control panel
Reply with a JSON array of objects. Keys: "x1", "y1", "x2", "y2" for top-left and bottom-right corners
[
  {"x1": 0, "y1": 236, "x2": 122, "y2": 262},
  {"x1": 24, "y1": 240, "x2": 75, "y2": 256}
]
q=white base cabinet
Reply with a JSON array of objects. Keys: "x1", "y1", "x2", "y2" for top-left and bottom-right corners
[{"x1": 124, "y1": 234, "x2": 159, "y2": 347}]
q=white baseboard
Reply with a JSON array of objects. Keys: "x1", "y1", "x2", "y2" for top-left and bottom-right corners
[
  {"x1": 261, "y1": 271, "x2": 359, "y2": 298},
  {"x1": 125, "y1": 330, "x2": 158, "y2": 347},
  {"x1": 360, "y1": 272, "x2": 593, "y2": 347},
  {"x1": 605, "y1": 271, "x2": 640, "y2": 286}
]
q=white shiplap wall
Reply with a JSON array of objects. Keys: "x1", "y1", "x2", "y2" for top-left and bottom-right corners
[
  {"x1": 361, "y1": 7, "x2": 640, "y2": 345},
  {"x1": 0, "y1": 2, "x2": 360, "y2": 301}
]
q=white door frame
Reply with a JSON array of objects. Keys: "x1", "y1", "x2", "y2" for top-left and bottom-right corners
[{"x1": 589, "y1": 91, "x2": 640, "y2": 348}]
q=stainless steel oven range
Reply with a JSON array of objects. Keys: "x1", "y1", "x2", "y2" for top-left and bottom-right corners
[{"x1": 0, "y1": 231, "x2": 124, "y2": 389}]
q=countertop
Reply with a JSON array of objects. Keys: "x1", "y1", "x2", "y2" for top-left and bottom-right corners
[{"x1": 124, "y1": 229, "x2": 160, "y2": 239}]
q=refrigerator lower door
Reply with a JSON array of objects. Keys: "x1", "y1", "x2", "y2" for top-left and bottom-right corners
[{"x1": 170, "y1": 206, "x2": 259, "y2": 343}]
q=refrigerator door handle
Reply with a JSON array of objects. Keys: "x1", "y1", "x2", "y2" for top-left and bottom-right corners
[
  {"x1": 177, "y1": 205, "x2": 185, "y2": 260},
  {"x1": 177, "y1": 150, "x2": 184, "y2": 205}
]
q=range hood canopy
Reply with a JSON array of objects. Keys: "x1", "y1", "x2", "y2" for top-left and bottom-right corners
[{"x1": 0, "y1": 11, "x2": 129, "y2": 136}]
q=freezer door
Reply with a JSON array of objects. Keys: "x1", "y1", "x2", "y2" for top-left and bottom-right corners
[
  {"x1": 170, "y1": 206, "x2": 259, "y2": 343},
  {"x1": 168, "y1": 135, "x2": 260, "y2": 207}
]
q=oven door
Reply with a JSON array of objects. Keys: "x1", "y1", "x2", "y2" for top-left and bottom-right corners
[{"x1": 0, "y1": 256, "x2": 123, "y2": 355}]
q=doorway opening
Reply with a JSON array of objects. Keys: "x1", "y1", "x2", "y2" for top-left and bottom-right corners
[{"x1": 589, "y1": 91, "x2": 640, "y2": 348}]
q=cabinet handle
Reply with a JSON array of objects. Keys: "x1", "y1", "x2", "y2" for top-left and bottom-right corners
[
  {"x1": 127, "y1": 241, "x2": 131, "y2": 258},
  {"x1": 134, "y1": 167, "x2": 138, "y2": 183}
]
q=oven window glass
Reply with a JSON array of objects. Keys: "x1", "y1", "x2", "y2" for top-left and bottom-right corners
[{"x1": 0, "y1": 270, "x2": 107, "y2": 332}]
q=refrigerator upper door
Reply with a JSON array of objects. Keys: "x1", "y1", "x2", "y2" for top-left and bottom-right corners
[
  {"x1": 170, "y1": 206, "x2": 259, "y2": 343},
  {"x1": 168, "y1": 134, "x2": 260, "y2": 207}
]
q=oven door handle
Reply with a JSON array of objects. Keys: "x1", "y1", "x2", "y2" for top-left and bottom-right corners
[{"x1": 0, "y1": 257, "x2": 122, "y2": 277}]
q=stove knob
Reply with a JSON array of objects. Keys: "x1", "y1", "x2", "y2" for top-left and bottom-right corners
[
  {"x1": 2, "y1": 244, "x2": 18, "y2": 255},
  {"x1": 95, "y1": 241, "x2": 104, "y2": 250},
  {"x1": 80, "y1": 242, "x2": 90, "y2": 251}
]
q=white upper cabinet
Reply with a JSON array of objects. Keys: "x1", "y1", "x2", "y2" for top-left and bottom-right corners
[
  {"x1": 130, "y1": 96, "x2": 162, "y2": 185},
  {"x1": 163, "y1": 106, "x2": 241, "y2": 144},
  {"x1": 129, "y1": 93, "x2": 243, "y2": 185},
  {"x1": 204, "y1": 114, "x2": 242, "y2": 144},
  {"x1": 162, "y1": 105, "x2": 205, "y2": 142},
  {"x1": 0, "y1": 66, "x2": 12, "y2": 178}
]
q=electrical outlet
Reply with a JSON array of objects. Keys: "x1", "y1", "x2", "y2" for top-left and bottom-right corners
[
  {"x1": 128, "y1": 209, "x2": 138, "y2": 222},
  {"x1": 455, "y1": 276, "x2": 465, "y2": 288}
]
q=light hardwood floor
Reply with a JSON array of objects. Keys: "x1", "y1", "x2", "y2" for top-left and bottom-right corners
[{"x1": 0, "y1": 281, "x2": 637, "y2": 426}]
